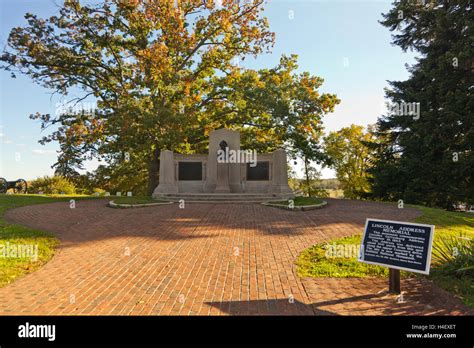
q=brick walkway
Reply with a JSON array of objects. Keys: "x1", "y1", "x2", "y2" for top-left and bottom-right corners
[{"x1": 1, "y1": 199, "x2": 471, "y2": 315}]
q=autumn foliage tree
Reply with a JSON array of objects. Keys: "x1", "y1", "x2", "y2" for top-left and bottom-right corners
[
  {"x1": 1, "y1": 0, "x2": 274, "y2": 194},
  {"x1": 2, "y1": 1, "x2": 340, "y2": 195}
]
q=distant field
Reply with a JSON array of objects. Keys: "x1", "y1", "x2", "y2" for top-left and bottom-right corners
[{"x1": 326, "y1": 189, "x2": 344, "y2": 198}]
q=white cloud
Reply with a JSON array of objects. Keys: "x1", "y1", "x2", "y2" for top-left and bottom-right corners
[{"x1": 32, "y1": 149, "x2": 56, "y2": 155}]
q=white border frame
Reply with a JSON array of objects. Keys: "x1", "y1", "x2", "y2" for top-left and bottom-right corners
[{"x1": 358, "y1": 218, "x2": 435, "y2": 275}]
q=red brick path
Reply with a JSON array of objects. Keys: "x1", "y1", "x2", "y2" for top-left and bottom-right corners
[{"x1": 0, "y1": 199, "x2": 471, "y2": 315}]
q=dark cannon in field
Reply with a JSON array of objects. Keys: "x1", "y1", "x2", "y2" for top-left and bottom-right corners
[{"x1": 0, "y1": 178, "x2": 28, "y2": 194}]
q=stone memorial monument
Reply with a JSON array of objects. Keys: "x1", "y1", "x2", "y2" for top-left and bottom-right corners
[{"x1": 152, "y1": 129, "x2": 294, "y2": 202}]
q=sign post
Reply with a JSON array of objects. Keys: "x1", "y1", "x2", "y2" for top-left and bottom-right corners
[
  {"x1": 358, "y1": 219, "x2": 435, "y2": 294},
  {"x1": 388, "y1": 269, "x2": 401, "y2": 294}
]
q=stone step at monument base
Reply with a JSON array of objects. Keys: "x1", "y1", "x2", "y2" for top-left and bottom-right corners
[{"x1": 154, "y1": 192, "x2": 294, "y2": 203}]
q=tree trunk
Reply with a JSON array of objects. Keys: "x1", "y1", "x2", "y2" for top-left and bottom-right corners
[
  {"x1": 147, "y1": 148, "x2": 160, "y2": 196},
  {"x1": 304, "y1": 157, "x2": 312, "y2": 198}
]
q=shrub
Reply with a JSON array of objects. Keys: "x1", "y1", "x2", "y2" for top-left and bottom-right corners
[
  {"x1": 29, "y1": 176, "x2": 76, "y2": 194},
  {"x1": 431, "y1": 233, "x2": 474, "y2": 277},
  {"x1": 92, "y1": 188, "x2": 106, "y2": 195}
]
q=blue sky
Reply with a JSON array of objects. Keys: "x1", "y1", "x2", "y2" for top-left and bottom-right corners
[{"x1": 0, "y1": 0, "x2": 416, "y2": 180}]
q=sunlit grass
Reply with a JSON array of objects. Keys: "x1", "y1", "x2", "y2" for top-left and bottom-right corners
[{"x1": 297, "y1": 235, "x2": 388, "y2": 278}]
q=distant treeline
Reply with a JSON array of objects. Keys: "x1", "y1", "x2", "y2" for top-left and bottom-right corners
[
  {"x1": 289, "y1": 178, "x2": 341, "y2": 191},
  {"x1": 316, "y1": 179, "x2": 341, "y2": 190}
]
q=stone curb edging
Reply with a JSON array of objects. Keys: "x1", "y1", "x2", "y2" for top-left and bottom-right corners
[
  {"x1": 262, "y1": 200, "x2": 328, "y2": 211},
  {"x1": 107, "y1": 200, "x2": 174, "y2": 209}
]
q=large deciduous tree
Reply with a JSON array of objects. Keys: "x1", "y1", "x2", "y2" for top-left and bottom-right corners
[
  {"x1": 370, "y1": 0, "x2": 473, "y2": 208},
  {"x1": 2, "y1": 1, "x2": 340, "y2": 196},
  {"x1": 1, "y1": 0, "x2": 274, "y2": 194},
  {"x1": 324, "y1": 124, "x2": 376, "y2": 199},
  {"x1": 66, "y1": 53, "x2": 340, "y2": 195}
]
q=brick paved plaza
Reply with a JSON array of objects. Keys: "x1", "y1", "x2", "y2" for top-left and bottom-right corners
[{"x1": 1, "y1": 199, "x2": 471, "y2": 315}]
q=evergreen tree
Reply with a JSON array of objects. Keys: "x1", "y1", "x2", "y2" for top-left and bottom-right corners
[{"x1": 370, "y1": 0, "x2": 473, "y2": 209}]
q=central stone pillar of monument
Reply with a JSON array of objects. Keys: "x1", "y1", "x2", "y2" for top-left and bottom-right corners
[
  {"x1": 204, "y1": 128, "x2": 241, "y2": 193},
  {"x1": 215, "y1": 161, "x2": 230, "y2": 193}
]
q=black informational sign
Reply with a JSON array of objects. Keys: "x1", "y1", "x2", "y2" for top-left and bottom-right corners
[
  {"x1": 246, "y1": 161, "x2": 269, "y2": 181},
  {"x1": 358, "y1": 219, "x2": 435, "y2": 275},
  {"x1": 178, "y1": 161, "x2": 203, "y2": 181}
]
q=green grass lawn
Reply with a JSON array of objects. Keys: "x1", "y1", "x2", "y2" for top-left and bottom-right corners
[
  {"x1": 297, "y1": 234, "x2": 389, "y2": 278},
  {"x1": 296, "y1": 204, "x2": 474, "y2": 307},
  {"x1": 111, "y1": 196, "x2": 165, "y2": 205},
  {"x1": 0, "y1": 194, "x2": 96, "y2": 287},
  {"x1": 272, "y1": 196, "x2": 324, "y2": 206}
]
